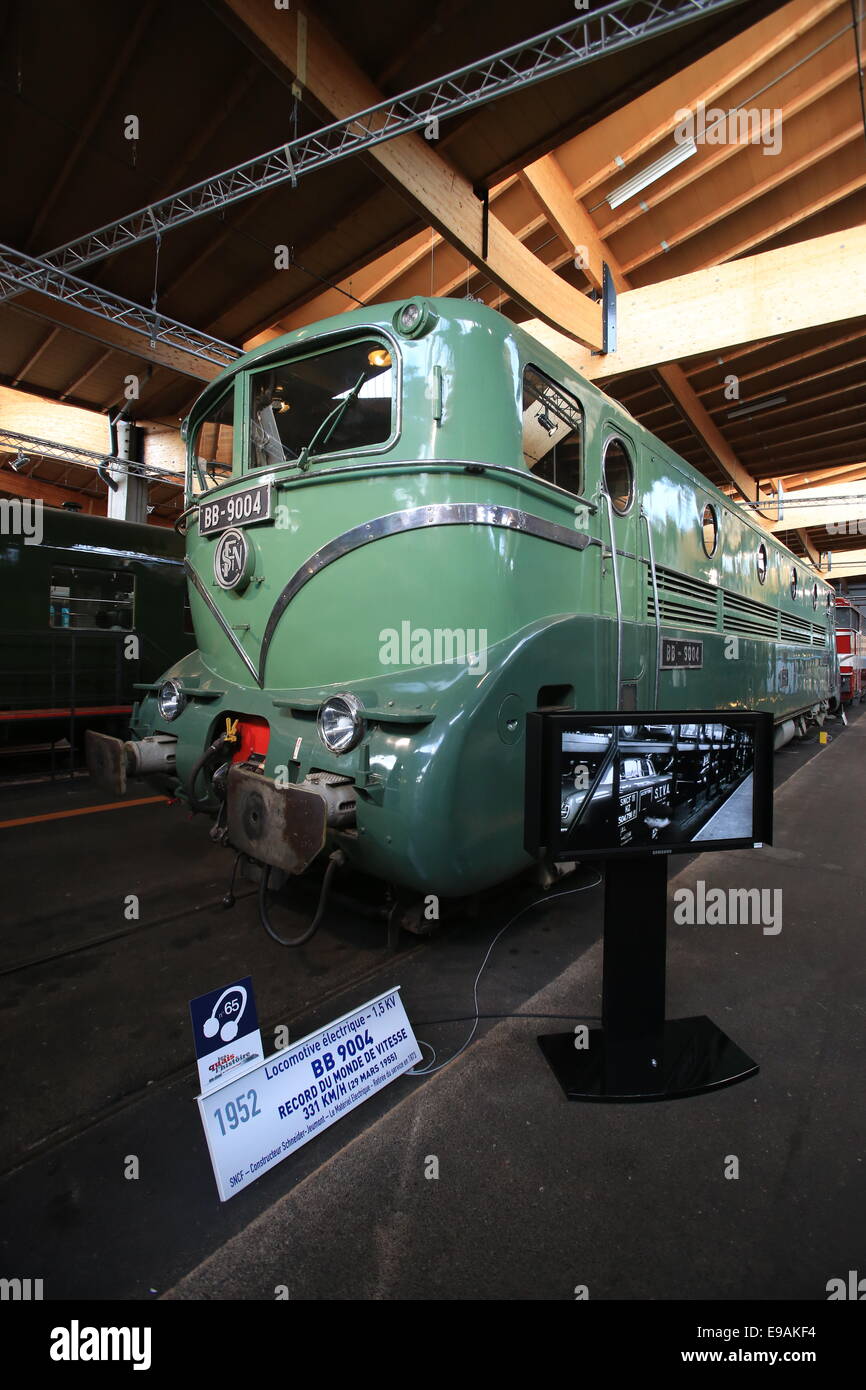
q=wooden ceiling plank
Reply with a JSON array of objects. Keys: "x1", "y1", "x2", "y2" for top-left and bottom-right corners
[
  {"x1": 694, "y1": 326, "x2": 866, "y2": 397},
  {"x1": 558, "y1": 0, "x2": 842, "y2": 200},
  {"x1": 10, "y1": 325, "x2": 61, "y2": 387},
  {"x1": 26, "y1": 0, "x2": 160, "y2": 252},
  {"x1": 223, "y1": 0, "x2": 603, "y2": 348},
  {"x1": 59, "y1": 348, "x2": 115, "y2": 401},
  {"x1": 619, "y1": 123, "x2": 861, "y2": 275},
  {"x1": 597, "y1": 51, "x2": 857, "y2": 241},
  {"x1": 6, "y1": 296, "x2": 220, "y2": 382}
]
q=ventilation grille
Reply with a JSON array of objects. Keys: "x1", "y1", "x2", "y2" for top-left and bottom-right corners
[
  {"x1": 647, "y1": 566, "x2": 717, "y2": 631},
  {"x1": 647, "y1": 566, "x2": 829, "y2": 645},
  {"x1": 722, "y1": 591, "x2": 779, "y2": 640},
  {"x1": 780, "y1": 612, "x2": 817, "y2": 644}
]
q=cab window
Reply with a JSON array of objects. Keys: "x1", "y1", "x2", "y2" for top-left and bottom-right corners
[
  {"x1": 188, "y1": 389, "x2": 235, "y2": 495},
  {"x1": 522, "y1": 366, "x2": 583, "y2": 495},
  {"x1": 249, "y1": 338, "x2": 394, "y2": 471}
]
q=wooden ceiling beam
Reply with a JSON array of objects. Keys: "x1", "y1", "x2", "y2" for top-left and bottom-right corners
[
  {"x1": 523, "y1": 226, "x2": 866, "y2": 381},
  {"x1": 782, "y1": 462, "x2": 866, "y2": 489},
  {"x1": 520, "y1": 156, "x2": 603, "y2": 291},
  {"x1": 795, "y1": 529, "x2": 821, "y2": 565},
  {"x1": 756, "y1": 444, "x2": 866, "y2": 477},
  {"x1": 25, "y1": 0, "x2": 160, "y2": 252},
  {"x1": 0, "y1": 463, "x2": 104, "y2": 514},
  {"x1": 515, "y1": 152, "x2": 765, "y2": 513},
  {"x1": 223, "y1": 0, "x2": 603, "y2": 349},
  {"x1": 769, "y1": 484, "x2": 866, "y2": 532},
  {"x1": 245, "y1": 173, "x2": 521, "y2": 346},
  {"x1": 820, "y1": 547, "x2": 866, "y2": 575}
]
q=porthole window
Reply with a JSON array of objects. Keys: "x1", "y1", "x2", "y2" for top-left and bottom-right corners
[
  {"x1": 756, "y1": 543, "x2": 768, "y2": 584},
  {"x1": 701, "y1": 503, "x2": 719, "y2": 557},
  {"x1": 603, "y1": 436, "x2": 634, "y2": 515},
  {"x1": 791, "y1": 567, "x2": 798, "y2": 600},
  {"x1": 812, "y1": 582, "x2": 819, "y2": 611}
]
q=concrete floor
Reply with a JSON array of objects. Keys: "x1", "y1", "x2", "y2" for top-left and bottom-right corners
[{"x1": 1, "y1": 708, "x2": 863, "y2": 1299}]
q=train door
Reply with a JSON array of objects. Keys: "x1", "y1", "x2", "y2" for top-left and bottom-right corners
[{"x1": 599, "y1": 428, "x2": 648, "y2": 711}]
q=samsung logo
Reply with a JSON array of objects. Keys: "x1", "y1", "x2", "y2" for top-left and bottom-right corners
[{"x1": 49, "y1": 1320, "x2": 152, "y2": 1371}]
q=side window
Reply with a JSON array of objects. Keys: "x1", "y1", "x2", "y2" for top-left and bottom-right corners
[
  {"x1": 602, "y1": 435, "x2": 635, "y2": 515},
  {"x1": 188, "y1": 388, "x2": 235, "y2": 495},
  {"x1": 522, "y1": 366, "x2": 584, "y2": 495},
  {"x1": 49, "y1": 566, "x2": 135, "y2": 631}
]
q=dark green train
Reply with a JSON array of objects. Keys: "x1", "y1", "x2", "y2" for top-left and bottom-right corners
[
  {"x1": 0, "y1": 508, "x2": 192, "y2": 770},
  {"x1": 87, "y1": 297, "x2": 835, "y2": 912}
]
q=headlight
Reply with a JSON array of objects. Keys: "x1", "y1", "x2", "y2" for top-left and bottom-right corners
[
  {"x1": 157, "y1": 679, "x2": 186, "y2": 721},
  {"x1": 393, "y1": 298, "x2": 437, "y2": 338},
  {"x1": 317, "y1": 693, "x2": 366, "y2": 754}
]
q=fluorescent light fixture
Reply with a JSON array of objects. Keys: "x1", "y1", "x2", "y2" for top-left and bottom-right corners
[
  {"x1": 726, "y1": 394, "x2": 787, "y2": 421},
  {"x1": 606, "y1": 138, "x2": 697, "y2": 210}
]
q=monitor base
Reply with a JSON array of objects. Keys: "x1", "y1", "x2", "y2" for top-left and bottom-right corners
[{"x1": 538, "y1": 1015, "x2": 758, "y2": 1102}]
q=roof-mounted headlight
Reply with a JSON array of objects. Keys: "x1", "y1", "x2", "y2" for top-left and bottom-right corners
[
  {"x1": 157, "y1": 679, "x2": 186, "y2": 722},
  {"x1": 317, "y1": 693, "x2": 366, "y2": 754},
  {"x1": 393, "y1": 298, "x2": 437, "y2": 338}
]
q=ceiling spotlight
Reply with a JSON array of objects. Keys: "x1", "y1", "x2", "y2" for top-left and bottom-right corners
[
  {"x1": 606, "y1": 138, "x2": 697, "y2": 211},
  {"x1": 10, "y1": 451, "x2": 29, "y2": 471}
]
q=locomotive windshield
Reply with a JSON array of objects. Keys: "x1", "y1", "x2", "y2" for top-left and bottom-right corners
[{"x1": 249, "y1": 338, "x2": 394, "y2": 470}]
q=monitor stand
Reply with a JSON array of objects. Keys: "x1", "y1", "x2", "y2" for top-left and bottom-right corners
[{"x1": 537, "y1": 855, "x2": 759, "y2": 1102}]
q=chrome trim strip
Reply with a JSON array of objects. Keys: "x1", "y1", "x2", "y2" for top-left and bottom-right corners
[
  {"x1": 259, "y1": 503, "x2": 593, "y2": 685},
  {"x1": 184, "y1": 558, "x2": 262, "y2": 687},
  {"x1": 178, "y1": 460, "x2": 599, "y2": 534},
  {"x1": 270, "y1": 458, "x2": 598, "y2": 510}
]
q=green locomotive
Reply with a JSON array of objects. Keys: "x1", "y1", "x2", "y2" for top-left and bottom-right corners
[{"x1": 87, "y1": 298, "x2": 835, "y2": 906}]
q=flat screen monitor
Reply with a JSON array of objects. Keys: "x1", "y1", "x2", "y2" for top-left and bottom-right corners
[{"x1": 525, "y1": 711, "x2": 774, "y2": 860}]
